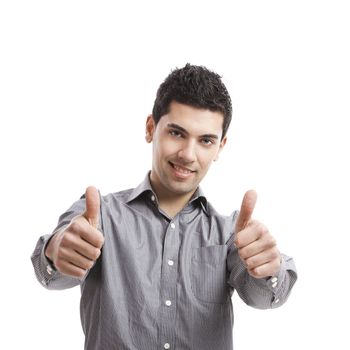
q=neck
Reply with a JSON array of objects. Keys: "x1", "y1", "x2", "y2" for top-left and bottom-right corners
[
  {"x1": 159, "y1": 191, "x2": 194, "y2": 215},
  {"x1": 149, "y1": 176, "x2": 196, "y2": 218}
]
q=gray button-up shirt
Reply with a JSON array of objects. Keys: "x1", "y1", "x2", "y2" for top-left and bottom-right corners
[{"x1": 31, "y1": 172, "x2": 297, "y2": 350}]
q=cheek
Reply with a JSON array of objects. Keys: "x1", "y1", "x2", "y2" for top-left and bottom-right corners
[
  {"x1": 158, "y1": 138, "x2": 179, "y2": 157},
  {"x1": 197, "y1": 148, "x2": 219, "y2": 166},
  {"x1": 153, "y1": 138, "x2": 173, "y2": 163}
]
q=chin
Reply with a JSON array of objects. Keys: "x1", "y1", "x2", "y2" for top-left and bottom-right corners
[{"x1": 167, "y1": 181, "x2": 198, "y2": 195}]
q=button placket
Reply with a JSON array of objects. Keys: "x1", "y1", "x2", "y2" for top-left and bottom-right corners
[{"x1": 158, "y1": 219, "x2": 179, "y2": 348}]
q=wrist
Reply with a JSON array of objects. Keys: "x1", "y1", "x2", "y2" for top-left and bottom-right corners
[{"x1": 44, "y1": 233, "x2": 56, "y2": 262}]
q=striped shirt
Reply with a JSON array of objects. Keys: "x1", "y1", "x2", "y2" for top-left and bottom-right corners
[{"x1": 31, "y1": 172, "x2": 297, "y2": 350}]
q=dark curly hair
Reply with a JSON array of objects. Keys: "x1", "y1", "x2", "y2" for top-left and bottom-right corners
[{"x1": 152, "y1": 63, "x2": 232, "y2": 140}]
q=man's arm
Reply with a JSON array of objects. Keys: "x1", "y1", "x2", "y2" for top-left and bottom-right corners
[
  {"x1": 30, "y1": 187, "x2": 104, "y2": 290},
  {"x1": 227, "y1": 246, "x2": 297, "y2": 309},
  {"x1": 31, "y1": 230, "x2": 82, "y2": 290},
  {"x1": 227, "y1": 190, "x2": 297, "y2": 309}
]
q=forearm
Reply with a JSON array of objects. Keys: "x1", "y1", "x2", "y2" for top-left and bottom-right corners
[{"x1": 228, "y1": 253, "x2": 297, "y2": 309}]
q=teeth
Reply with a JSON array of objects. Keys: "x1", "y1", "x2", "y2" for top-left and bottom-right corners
[{"x1": 173, "y1": 164, "x2": 192, "y2": 174}]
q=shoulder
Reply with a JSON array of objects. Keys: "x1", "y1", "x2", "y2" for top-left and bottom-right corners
[
  {"x1": 101, "y1": 188, "x2": 133, "y2": 203},
  {"x1": 205, "y1": 200, "x2": 239, "y2": 238},
  {"x1": 100, "y1": 188, "x2": 135, "y2": 210}
]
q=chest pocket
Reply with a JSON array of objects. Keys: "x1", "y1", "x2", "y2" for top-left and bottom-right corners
[{"x1": 190, "y1": 245, "x2": 230, "y2": 304}]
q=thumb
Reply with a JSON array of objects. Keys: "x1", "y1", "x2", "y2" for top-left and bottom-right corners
[
  {"x1": 83, "y1": 186, "x2": 100, "y2": 228},
  {"x1": 235, "y1": 190, "x2": 257, "y2": 233}
]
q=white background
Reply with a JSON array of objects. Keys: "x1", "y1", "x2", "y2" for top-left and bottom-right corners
[{"x1": 1, "y1": 0, "x2": 349, "y2": 349}]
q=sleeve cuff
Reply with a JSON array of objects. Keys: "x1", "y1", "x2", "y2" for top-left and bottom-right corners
[
  {"x1": 38, "y1": 236, "x2": 61, "y2": 287},
  {"x1": 247, "y1": 254, "x2": 289, "y2": 307}
]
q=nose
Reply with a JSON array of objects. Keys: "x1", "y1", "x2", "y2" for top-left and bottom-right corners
[{"x1": 177, "y1": 139, "x2": 196, "y2": 163}]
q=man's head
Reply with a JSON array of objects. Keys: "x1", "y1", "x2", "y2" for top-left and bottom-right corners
[
  {"x1": 152, "y1": 63, "x2": 232, "y2": 140},
  {"x1": 146, "y1": 64, "x2": 232, "y2": 201}
]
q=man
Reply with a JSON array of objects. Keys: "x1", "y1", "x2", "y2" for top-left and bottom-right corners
[{"x1": 31, "y1": 63, "x2": 297, "y2": 350}]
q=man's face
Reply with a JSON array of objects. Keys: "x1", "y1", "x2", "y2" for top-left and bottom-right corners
[{"x1": 146, "y1": 101, "x2": 227, "y2": 198}]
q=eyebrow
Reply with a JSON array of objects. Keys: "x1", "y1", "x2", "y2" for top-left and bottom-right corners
[{"x1": 167, "y1": 123, "x2": 219, "y2": 140}]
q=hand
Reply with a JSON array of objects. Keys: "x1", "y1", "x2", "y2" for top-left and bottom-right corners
[
  {"x1": 45, "y1": 186, "x2": 105, "y2": 278},
  {"x1": 234, "y1": 190, "x2": 281, "y2": 279}
]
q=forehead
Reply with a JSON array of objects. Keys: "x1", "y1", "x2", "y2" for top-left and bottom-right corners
[{"x1": 159, "y1": 101, "x2": 224, "y2": 137}]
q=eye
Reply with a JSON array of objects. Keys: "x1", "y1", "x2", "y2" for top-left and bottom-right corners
[
  {"x1": 169, "y1": 130, "x2": 183, "y2": 138},
  {"x1": 201, "y1": 138, "x2": 215, "y2": 146}
]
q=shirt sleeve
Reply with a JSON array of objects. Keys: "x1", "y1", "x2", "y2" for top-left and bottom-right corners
[
  {"x1": 226, "y1": 212, "x2": 298, "y2": 309},
  {"x1": 30, "y1": 232, "x2": 82, "y2": 290},
  {"x1": 30, "y1": 192, "x2": 103, "y2": 290}
]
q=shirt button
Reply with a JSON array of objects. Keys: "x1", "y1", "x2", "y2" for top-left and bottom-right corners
[
  {"x1": 167, "y1": 260, "x2": 174, "y2": 266},
  {"x1": 272, "y1": 282, "x2": 278, "y2": 288},
  {"x1": 271, "y1": 277, "x2": 278, "y2": 283},
  {"x1": 164, "y1": 343, "x2": 170, "y2": 349},
  {"x1": 165, "y1": 300, "x2": 172, "y2": 306},
  {"x1": 274, "y1": 298, "x2": 280, "y2": 304},
  {"x1": 151, "y1": 195, "x2": 155, "y2": 201},
  {"x1": 46, "y1": 265, "x2": 53, "y2": 275},
  {"x1": 170, "y1": 223, "x2": 175, "y2": 229}
]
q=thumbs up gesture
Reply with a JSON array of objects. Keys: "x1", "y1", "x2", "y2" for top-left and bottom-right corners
[
  {"x1": 45, "y1": 187, "x2": 105, "y2": 278},
  {"x1": 234, "y1": 190, "x2": 281, "y2": 279}
]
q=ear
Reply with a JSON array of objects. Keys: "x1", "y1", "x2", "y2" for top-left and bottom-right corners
[
  {"x1": 214, "y1": 136, "x2": 227, "y2": 161},
  {"x1": 145, "y1": 115, "x2": 155, "y2": 143}
]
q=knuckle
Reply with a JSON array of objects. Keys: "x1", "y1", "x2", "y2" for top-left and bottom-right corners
[
  {"x1": 82, "y1": 260, "x2": 93, "y2": 270},
  {"x1": 239, "y1": 256, "x2": 246, "y2": 267},
  {"x1": 253, "y1": 268, "x2": 263, "y2": 278},
  {"x1": 95, "y1": 233, "x2": 105, "y2": 248},
  {"x1": 241, "y1": 247, "x2": 252, "y2": 260},
  {"x1": 276, "y1": 257, "x2": 282, "y2": 267},
  {"x1": 55, "y1": 259, "x2": 64, "y2": 272},
  {"x1": 234, "y1": 232, "x2": 244, "y2": 248},
  {"x1": 268, "y1": 235, "x2": 277, "y2": 246},
  {"x1": 258, "y1": 223, "x2": 268, "y2": 236},
  {"x1": 238, "y1": 250, "x2": 246, "y2": 260},
  {"x1": 237, "y1": 245, "x2": 244, "y2": 255},
  {"x1": 76, "y1": 269, "x2": 86, "y2": 279},
  {"x1": 92, "y1": 248, "x2": 101, "y2": 261},
  {"x1": 56, "y1": 248, "x2": 66, "y2": 260},
  {"x1": 238, "y1": 246, "x2": 247, "y2": 259},
  {"x1": 60, "y1": 233, "x2": 73, "y2": 248},
  {"x1": 248, "y1": 267, "x2": 259, "y2": 278},
  {"x1": 262, "y1": 236, "x2": 273, "y2": 247},
  {"x1": 270, "y1": 249, "x2": 280, "y2": 260},
  {"x1": 245, "y1": 258, "x2": 254, "y2": 269},
  {"x1": 69, "y1": 221, "x2": 81, "y2": 233}
]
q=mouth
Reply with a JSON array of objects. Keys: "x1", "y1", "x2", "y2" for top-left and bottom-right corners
[{"x1": 169, "y1": 162, "x2": 196, "y2": 176}]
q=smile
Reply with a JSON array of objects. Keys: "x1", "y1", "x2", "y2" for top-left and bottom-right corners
[{"x1": 169, "y1": 162, "x2": 195, "y2": 175}]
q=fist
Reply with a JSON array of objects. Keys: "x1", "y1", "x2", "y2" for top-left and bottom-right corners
[
  {"x1": 234, "y1": 190, "x2": 281, "y2": 279},
  {"x1": 45, "y1": 186, "x2": 105, "y2": 278}
]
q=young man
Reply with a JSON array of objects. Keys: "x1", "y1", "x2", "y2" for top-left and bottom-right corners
[{"x1": 31, "y1": 64, "x2": 297, "y2": 350}]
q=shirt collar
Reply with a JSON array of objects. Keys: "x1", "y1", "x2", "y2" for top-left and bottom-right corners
[
  {"x1": 126, "y1": 171, "x2": 209, "y2": 214},
  {"x1": 189, "y1": 186, "x2": 208, "y2": 214}
]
